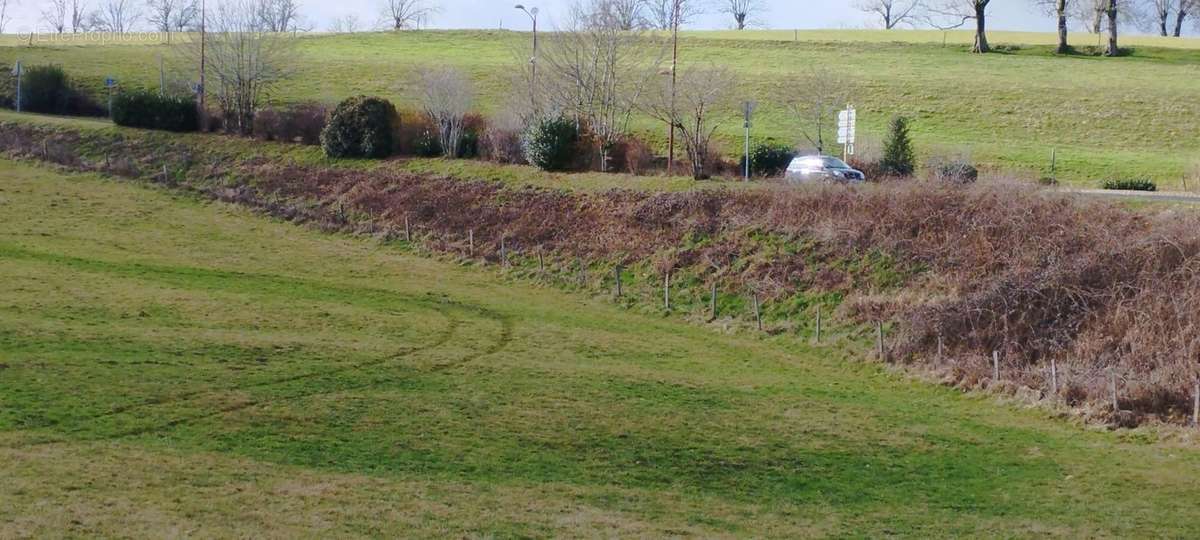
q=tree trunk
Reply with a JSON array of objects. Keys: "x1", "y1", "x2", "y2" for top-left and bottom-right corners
[
  {"x1": 1056, "y1": 0, "x2": 1069, "y2": 54},
  {"x1": 1175, "y1": 10, "x2": 1188, "y2": 37},
  {"x1": 973, "y1": 4, "x2": 990, "y2": 53},
  {"x1": 1160, "y1": 13, "x2": 1169, "y2": 36},
  {"x1": 1105, "y1": 0, "x2": 1119, "y2": 57}
]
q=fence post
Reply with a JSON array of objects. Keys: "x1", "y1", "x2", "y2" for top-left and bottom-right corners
[
  {"x1": 500, "y1": 236, "x2": 507, "y2": 266},
  {"x1": 710, "y1": 282, "x2": 718, "y2": 319},
  {"x1": 937, "y1": 335, "x2": 943, "y2": 360},
  {"x1": 1109, "y1": 368, "x2": 1119, "y2": 412},
  {"x1": 753, "y1": 293, "x2": 762, "y2": 332},
  {"x1": 1193, "y1": 381, "x2": 1199, "y2": 427},
  {"x1": 1050, "y1": 359, "x2": 1058, "y2": 397},
  {"x1": 613, "y1": 265, "x2": 622, "y2": 297},
  {"x1": 814, "y1": 306, "x2": 822, "y2": 344},
  {"x1": 468, "y1": 229, "x2": 474, "y2": 257},
  {"x1": 992, "y1": 351, "x2": 1000, "y2": 382},
  {"x1": 876, "y1": 322, "x2": 885, "y2": 361},
  {"x1": 538, "y1": 248, "x2": 545, "y2": 274},
  {"x1": 663, "y1": 272, "x2": 670, "y2": 310},
  {"x1": 404, "y1": 215, "x2": 411, "y2": 242}
]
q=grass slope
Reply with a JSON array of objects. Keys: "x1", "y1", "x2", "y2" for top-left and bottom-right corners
[
  {"x1": 2, "y1": 160, "x2": 1200, "y2": 536},
  {"x1": 3, "y1": 29, "x2": 1200, "y2": 187}
]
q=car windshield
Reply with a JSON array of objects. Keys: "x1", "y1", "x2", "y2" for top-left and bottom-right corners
[{"x1": 818, "y1": 157, "x2": 851, "y2": 169}]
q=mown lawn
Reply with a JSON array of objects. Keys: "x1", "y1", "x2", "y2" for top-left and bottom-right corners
[
  {"x1": 3, "y1": 29, "x2": 1200, "y2": 187},
  {"x1": 2, "y1": 159, "x2": 1200, "y2": 536}
]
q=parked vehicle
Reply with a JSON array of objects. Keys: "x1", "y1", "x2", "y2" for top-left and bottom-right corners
[{"x1": 785, "y1": 155, "x2": 866, "y2": 184}]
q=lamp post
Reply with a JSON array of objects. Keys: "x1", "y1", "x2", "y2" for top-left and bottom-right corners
[
  {"x1": 515, "y1": 4, "x2": 539, "y2": 115},
  {"x1": 667, "y1": 0, "x2": 681, "y2": 175}
]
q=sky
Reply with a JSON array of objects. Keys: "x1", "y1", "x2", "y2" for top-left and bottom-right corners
[{"x1": 4, "y1": 0, "x2": 1133, "y2": 36}]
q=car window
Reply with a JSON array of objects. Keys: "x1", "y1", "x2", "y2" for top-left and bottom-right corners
[{"x1": 821, "y1": 157, "x2": 851, "y2": 169}]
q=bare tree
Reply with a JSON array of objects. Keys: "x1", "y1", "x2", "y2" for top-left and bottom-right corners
[
  {"x1": 1175, "y1": 0, "x2": 1198, "y2": 35},
  {"x1": 596, "y1": 0, "x2": 645, "y2": 30},
  {"x1": 1104, "y1": 0, "x2": 1120, "y2": 55},
  {"x1": 540, "y1": 0, "x2": 663, "y2": 171},
  {"x1": 855, "y1": 0, "x2": 923, "y2": 29},
  {"x1": 417, "y1": 67, "x2": 474, "y2": 158},
  {"x1": 926, "y1": 0, "x2": 992, "y2": 53},
  {"x1": 380, "y1": 0, "x2": 436, "y2": 29},
  {"x1": 1146, "y1": 0, "x2": 1172, "y2": 35},
  {"x1": 327, "y1": 13, "x2": 360, "y2": 33},
  {"x1": 1032, "y1": 0, "x2": 1074, "y2": 52},
  {"x1": 43, "y1": 0, "x2": 70, "y2": 33},
  {"x1": 0, "y1": 0, "x2": 17, "y2": 33},
  {"x1": 145, "y1": 0, "x2": 180, "y2": 31},
  {"x1": 643, "y1": 66, "x2": 739, "y2": 179},
  {"x1": 186, "y1": 0, "x2": 295, "y2": 134},
  {"x1": 171, "y1": 0, "x2": 198, "y2": 31},
  {"x1": 717, "y1": 0, "x2": 766, "y2": 29},
  {"x1": 256, "y1": 0, "x2": 305, "y2": 32},
  {"x1": 1071, "y1": 0, "x2": 1106, "y2": 32},
  {"x1": 71, "y1": 0, "x2": 89, "y2": 32},
  {"x1": 644, "y1": 0, "x2": 701, "y2": 30},
  {"x1": 785, "y1": 67, "x2": 852, "y2": 156},
  {"x1": 89, "y1": 0, "x2": 142, "y2": 32}
]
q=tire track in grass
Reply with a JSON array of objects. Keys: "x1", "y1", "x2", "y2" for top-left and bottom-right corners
[{"x1": 0, "y1": 245, "x2": 516, "y2": 448}]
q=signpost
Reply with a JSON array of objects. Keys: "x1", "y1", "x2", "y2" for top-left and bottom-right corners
[
  {"x1": 12, "y1": 61, "x2": 22, "y2": 113},
  {"x1": 742, "y1": 100, "x2": 756, "y2": 182},
  {"x1": 838, "y1": 105, "x2": 857, "y2": 162}
]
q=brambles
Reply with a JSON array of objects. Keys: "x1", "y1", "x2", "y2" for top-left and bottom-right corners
[
  {"x1": 321, "y1": 96, "x2": 399, "y2": 159},
  {"x1": 111, "y1": 90, "x2": 199, "y2": 132},
  {"x1": 253, "y1": 102, "x2": 329, "y2": 145},
  {"x1": 928, "y1": 157, "x2": 978, "y2": 184}
]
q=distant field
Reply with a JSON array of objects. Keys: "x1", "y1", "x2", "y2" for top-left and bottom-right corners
[
  {"x1": 2, "y1": 29, "x2": 1199, "y2": 186},
  {"x1": 4, "y1": 160, "x2": 1200, "y2": 536}
]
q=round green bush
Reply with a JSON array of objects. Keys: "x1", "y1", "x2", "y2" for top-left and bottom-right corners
[
  {"x1": 111, "y1": 89, "x2": 198, "y2": 132},
  {"x1": 321, "y1": 96, "x2": 398, "y2": 159},
  {"x1": 522, "y1": 116, "x2": 580, "y2": 172},
  {"x1": 741, "y1": 140, "x2": 795, "y2": 177}
]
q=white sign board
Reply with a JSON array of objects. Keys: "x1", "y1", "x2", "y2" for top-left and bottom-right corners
[{"x1": 837, "y1": 107, "x2": 857, "y2": 145}]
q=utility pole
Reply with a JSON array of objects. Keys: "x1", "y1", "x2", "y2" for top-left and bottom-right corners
[
  {"x1": 743, "y1": 101, "x2": 755, "y2": 182},
  {"x1": 667, "y1": 0, "x2": 681, "y2": 176},
  {"x1": 12, "y1": 61, "x2": 22, "y2": 113},
  {"x1": 199, "y1": 0, "x2": 207, "y2": 123}
]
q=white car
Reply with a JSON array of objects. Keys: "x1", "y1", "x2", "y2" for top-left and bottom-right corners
[{"x1": 785, "y1": 155, "x2": 867, "y2": 184}]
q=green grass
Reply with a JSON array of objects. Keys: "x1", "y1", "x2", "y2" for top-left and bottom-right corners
[
  {"x1": 3, "y1": 29, "x2": 1200, "y2": 187},
  {"x1": 3, "y1": 160, "x2": 1200, "y2": 536}
]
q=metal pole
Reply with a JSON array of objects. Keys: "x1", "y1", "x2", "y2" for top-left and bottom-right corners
[
  {"x1": 743, "y1": 107, "x2": 751, "y2": 182},
  {"x1": 531, "y1": 14, "x2": 538, "y2": 114},
  {"x1": 14, "y1": 62, "x2": 21, "y2": 113},
  {"x1": 667, "y1": 0, "x2": 680, "y2": 175},
  {"x1": 199, "y1": 0, "x2": 207, "y2": 123},
  {"x1": 159, "y1": 54, "x2": 165, "y2": 97}
]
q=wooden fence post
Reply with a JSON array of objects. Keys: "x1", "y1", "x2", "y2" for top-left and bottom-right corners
[
  {"x1": 663, "y1": 272, "x2": 670, "y2": 310},
  {"x1": 937, "y1": 335, "x2": 943, "y2": 360},
  {"x1": 1109, "y1": 368, "x2": 1119, "y2": 412},
  {"x1": 468, "y1": 229, "x2": 474, "y2": 257},
  {"x1": 710, "y1": 282, "x2": 718, "y2": 319},
  {"x1": 404, "y1": 215, "x2": 411, "y2": 242},
  {"x1": 753, "y1": 293, "x2": 762, "y2": 332},
  {"x1": 538, "y1": 248, "x2": 545, "y2": 274},
  {"x1": 992, "y1": 351, "x2": 1000, "y2": 382},
  {"x1": 876, "y1": 322, "x2": 885, "y2": 361},
  {"x1": 613, "y1": 265, "x2": 622, "y2": 297},
  {"x1": 1050, "y1": 359, "x2": 1058, "y2": 397},
  {"x1": 1193, "y1": 381, "x2": 1199, "y2": 427},
  {"x1": 500, "y1": 236, "x2": 507, "y2": 266},
  {"x1": 814, "y1": 306, "x2": 822, "y2": 344}
]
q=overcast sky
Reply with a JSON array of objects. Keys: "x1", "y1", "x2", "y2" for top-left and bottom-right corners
[{"x1": 6, "y1": 0, "x2": 1135, "y2": 35}]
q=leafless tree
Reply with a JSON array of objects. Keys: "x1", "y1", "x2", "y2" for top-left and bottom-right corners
[
  {"x1": 540, "y1": 0, "x2": 663, "y2": 171},
  {"x1": 785, "y1": 67, "x2": 852, "y2": 156},
  {"x1": 926, "y1": 0, "x2": 992, "y2": 53},
  {"x1": 417, "y1": 67, "x2": 474, "y2": 158},
  {"x1": 1145, "y1": 0, "x2": 1172, "y2": 35},
  {"x1": 380, "y1": 0, "x2": 436, "y2": 30},
  {"x1": 595, "y1": 0, "x2": 646, "y2": 30},
  {"x1": 716, "y1": 0, "x2": 766, "y2": 29},
  {"x1": 256, "y1": 0, "x2": 304, "y2": 32},
  {"x1": 171, "y1": 0, "x2": 198, "y2": 31},
  {"x1": 1103, "y1": 0, "x2": 1121, "y2": 55},
  {"x1": 0, "y1": 0, "x2": 14, "y2": 34},
  {"x1": 644, "y1": 0, "x2": 702, "y2": 30},
  {"x1": 643, "y1": 66, "x2": 739, "y2": 179},
  {"x1": 89, "y1": 0, "x2": 142, "y2": 32},
  {"x1": 71, "y1": 0, "x2": 89, "y2": 32},
  {"x1": 145, "y1": 0, "x2": 188, "y2": 32},
  {"x1": 1032, "y1": 0, "x2": 1074, "y2": 52},
  {"x1": 42, "y1": 0, "x2": 70, "y2": 32},
  {"x1": 855, "y1": 0, "x2": 923, "y2": 29},
  {"x1": 327, "y1": 13, "x2": 360, "y2": 33},
  {"x1": 1174, "y1": 0, "x2": 1197, "y2": 35},
  {"x1": 185, "y1": 0, "x2": 295, "y2": 133}
]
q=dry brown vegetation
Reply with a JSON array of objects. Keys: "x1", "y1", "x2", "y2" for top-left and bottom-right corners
[{"x1": 4, "y1": 121, "x2": 1199, "y2": 427}]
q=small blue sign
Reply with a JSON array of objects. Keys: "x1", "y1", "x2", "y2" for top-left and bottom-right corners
[{"x1": 105, "y1": 77, "x2": 117, "y2": 88}]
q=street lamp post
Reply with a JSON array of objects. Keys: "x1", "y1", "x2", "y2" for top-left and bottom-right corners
[{"x1": 515, "y1": 4, "x2": 539, "y2": 115}]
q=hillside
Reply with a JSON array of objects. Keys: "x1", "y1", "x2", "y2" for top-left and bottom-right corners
[
  {"x1": 3, "y1": 29, "x2": 1200, "y2": 186},
  {"x1": 3, "y1": 159, "x2": 1200, "y2": 536}
]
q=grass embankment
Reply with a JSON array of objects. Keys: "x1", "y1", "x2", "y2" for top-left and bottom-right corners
[
  {"x1": 2, "y1": 29, "x2": 1199, "y2": 187},
  {"x1": 4, "y1": 159, "x2": 1200, "y2": 536}
]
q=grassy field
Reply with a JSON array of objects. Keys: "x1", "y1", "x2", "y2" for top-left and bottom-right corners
[
  {"x1": 4, "y1": 160, "x2": 1200, "y2": 536},
  {"x1": 2, "y1": 29, "x2": 1199, "y2": 187}
]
